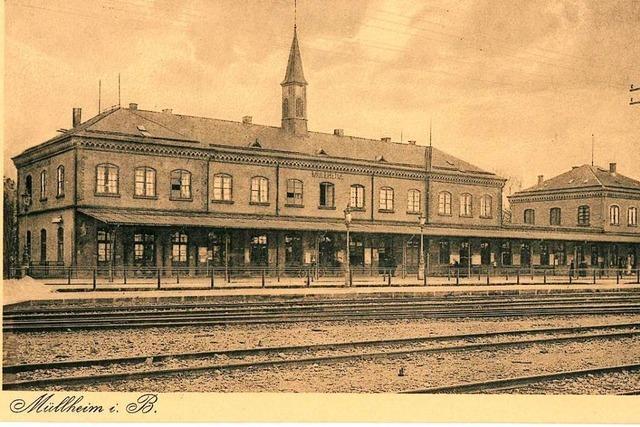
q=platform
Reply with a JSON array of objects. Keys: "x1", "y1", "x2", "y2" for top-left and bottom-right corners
[{"x1": 3, "y1": 275, "x2": 640, "y2": 307}]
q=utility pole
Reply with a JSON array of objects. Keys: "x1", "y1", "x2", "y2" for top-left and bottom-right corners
[{"x1": 631, "y1": 84, "x2": 640, "y2": 105}]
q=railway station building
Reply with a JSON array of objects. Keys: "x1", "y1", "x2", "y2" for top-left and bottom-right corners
[{"x1": 12, "y1": 27, "x2": 640, "y2": 279}]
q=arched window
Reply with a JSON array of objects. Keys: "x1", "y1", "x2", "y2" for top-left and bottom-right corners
[
  {"x1": 213, "y1": 173, "x2": 233, "y2": 201},
  {"x1": 282, "y1": 98, "x2": 289, "y2": 117},
  {"x1": 379, "y1": 187, "x2": 394, "y2": 211},
  {"x1": 460, "y1": 193, "x2": 472, "y2": 217},
  {"x1": 286, "y1": 179, "x2": 303, "y2": 205},
  {"x1": 350, "y1": 184, "x2": 365, "y2": 209},
  {"x1": 57, "y1": 227, "x2": 64, "y2": 264},
  {"x1": 319, "y1": 182, "x2": 335, "y2": 208},
  {"x1": 578, "y1": 205, "x2": 590, "y2": 226},
  {"x1": 438, "y1": 192, "x2": 452, "y2": 215},
  {"x1": 134, "y1": 167, "x2": 156, "y2": 197},
  {"x1": 550, "y1": 207, "x2": 561, "y2": 226},
  {"x1": 480, "y1": 195, "x2": 492, "y2": 218},
  {"x1": 296, "y1": 97, "x2": 304, "y2": 117},
  {"x1": 170, "y1": 169, "x2": 191, "y2": 199},
  {"x1": 24, "y1": 175, "x2": 33, "y2": 206},
  {"x1": 40, "y1": 170, "x2": 47, "y2": 200},
  {"x1": 609, "y1": 205, "x2": 620, "y2": 225},
  {"x1": 40, "y1": 229, "x2": 47, "y2": 264},
  {"x1": 96, "y1": 163, "x2": 119, "y2": 194},
  {"x1": 56, "y1": 166, "x2": 65, "y2": 197},
  {"x1": 250, "y1": 176, "x2": 269, "y2": 204},
  {"x1": 629, "y1": 207, "x2": 638, "y2": 226},
  {"x1": 524, "y1": 209, "x2": 535, "y2": 225},
  {"x1": 407, "y1": 189, "x2": 421, "y2": 214}
]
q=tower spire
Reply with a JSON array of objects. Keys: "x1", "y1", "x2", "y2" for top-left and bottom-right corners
[{"x1": 281, "y1": 7, "x2": 308, "y2": 137}]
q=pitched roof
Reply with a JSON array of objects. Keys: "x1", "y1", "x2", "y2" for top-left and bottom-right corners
[
  {"x1": 514, "y1": 164, "x2": 640, "y2": 195},
  {"x1": 65, "y1": 107, "x2": 499, "y2": 177},
  {"x1": 281, "y1": 27, "x2": 307, "y2": 85}
]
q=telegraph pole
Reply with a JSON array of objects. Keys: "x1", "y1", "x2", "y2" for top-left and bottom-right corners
[{"x1": 631, "y1": 84, "x2": 640, "y2": 105}]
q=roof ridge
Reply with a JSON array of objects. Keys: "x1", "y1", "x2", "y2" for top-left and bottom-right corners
[
  {"x1": 126, "y1": 110, "x2": 194, "y2": 140},
  {"x1": 586, "y1": 164, "x2": 605, "y2": 188}
]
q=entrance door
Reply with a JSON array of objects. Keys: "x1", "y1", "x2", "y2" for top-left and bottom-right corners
[
  {"x1": 318, "y1": 234, "x2": 337, "y2": 268},
  {"x1": 250, "y1": 234, "x2": 268, "y2": 267},
  {"x1": 378, "y1": 236, "x2": 395, "y2": 274},
  {"x1": 459, "y1": 241, "x2": 471, "y2": 268},
  {"x1": 349, "y1": 234, "x2": 365, "y2": 270},
  {"x1": 133, "y1": 232, "x2": 155, "y2": 276},
  {"x1": 480, "y1": 241, "x2": 491, "y2": 265},
  {"x1": 521, "y1": 242, "x2": 531, "y2": 266}
]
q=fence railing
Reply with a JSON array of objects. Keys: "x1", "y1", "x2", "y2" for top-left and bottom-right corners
[{"x1": 7, "y1": 264, "x2": 640, "y2": 290}]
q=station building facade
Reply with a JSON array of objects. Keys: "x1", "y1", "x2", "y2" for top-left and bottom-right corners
[{"x1": 13, "y1": 28, "x2": 640, "y2": 277}]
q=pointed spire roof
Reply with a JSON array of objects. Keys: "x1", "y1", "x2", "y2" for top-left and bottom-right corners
[{"x1": 281, "y1": 27, "x2": 307, "y2": 86}]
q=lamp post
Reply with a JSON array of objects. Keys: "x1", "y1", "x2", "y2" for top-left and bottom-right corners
[
  {"x1": 418, "y1": 215, "x2": 426, "y2": 281},
  {"x1": 344, "y1": 207, "x2": 352, "y2": 287},
  {"x1": 21, "y1": 193, "x2": 32, "y2": 277}
]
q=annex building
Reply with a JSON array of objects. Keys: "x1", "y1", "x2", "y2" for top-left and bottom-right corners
[{"x1": 13, "y1": 27, "x2": 640, "y2": 279}]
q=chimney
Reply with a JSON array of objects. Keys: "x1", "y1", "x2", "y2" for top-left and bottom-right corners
[
  {"x1": 609, "y1": 162, "x2": 617, "y2": 174},
  {"x1": 129, "y1": 103, "x2": 138, "y2": 110},
  {"x1": 537, "y1": 175, "x2": 544, "y2": 185},
  {"x1": 242, "y1": 116, "x2": 252, "y2": 125},
  {"x1": 408, "y1": 140, "x2": 416, "y2": 145},
  {"x1": 381, "y1": 137, "x2": 391, "y2": 143},
  {"x1": 572, "y1": 165, "x2": 579, "y2": 170},
  {"x1": 162, "y1": 108, "x2": 173, "y2": 114},
  {"x1": 333, "y1": 129, "x2": 344, "y2": 137},
  {"x1": 72, "y1": 108, "x2": 82, "y2": 128}
]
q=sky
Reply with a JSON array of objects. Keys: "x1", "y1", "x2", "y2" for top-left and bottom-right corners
[{"x1": 4, "y1": 0, "x2": 640, "y2": 191}]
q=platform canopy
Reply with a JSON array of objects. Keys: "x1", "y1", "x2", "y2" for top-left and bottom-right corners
[{"x1": 78, "y1": 208, "x2": 640, "y2": 243}]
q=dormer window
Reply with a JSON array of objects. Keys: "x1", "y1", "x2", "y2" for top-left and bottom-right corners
[{"x1": 137, "y1": 124, "x2": 152, "y2": 137}]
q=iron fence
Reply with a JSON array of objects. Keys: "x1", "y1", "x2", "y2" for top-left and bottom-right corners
[{"x1": 7, "y1": 264, "x2": 640, "y2": 290}]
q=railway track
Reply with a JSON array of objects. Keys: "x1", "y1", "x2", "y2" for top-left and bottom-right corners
[
  {"x1": 402, "y1": 363, "x2": 640, "y2": 394},
  {"x1": 6, "y1": 292, "x2": 640, "y2": 332},
  {"x1": 4, "y1": 322, "x2": 640, "y2": 390}
]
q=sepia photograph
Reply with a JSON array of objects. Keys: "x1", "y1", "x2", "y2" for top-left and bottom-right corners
[{"x1": 2, "y1": 0, "x2": 640, "y2": 417}]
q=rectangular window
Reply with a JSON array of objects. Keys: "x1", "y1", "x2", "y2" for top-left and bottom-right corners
[
  {"x1": 480, "y1": 196, "x2": 492, "y2": 218},
  {"x1": 213, "y1": 174, "x2": 233, "y2": 201},
  {"x1": 438, "y1": 192, "x2": 452, "y2": 215},
  {"x1": 171, "y1": 232, "x2": 188, "y2": 264},
  {"x1": 629, "y1": 207, "x2": 638, "y2": 226},
  {"x1": 379, "y1": 187, "x2": 394, "y2": 211},
  {"x1": 97, "y1": 230, "x2": 112, "y2": 263},
  {"x1": 40, "y1": 171, "x2": 47, "y2": 200},
  {"x1": 550, "y1": 208, "x2": 561, "y2": 226},
  {"x1": 350, "y1": 185, "x2": 365, "y2": 209},
  {"x1": 96, "y1": 164, "x2": 119, "y2": 194},
  {"x1": 578, "y1": 205, "x2": 590, "y2": 226},
  {"x1": 609, "y1": 205, "x2": 620, "y2": 225},
  {"x1": 135, "y1": 168, "x2": 156, "y2": 197},
  {"x1": 56, "y1": 166, "x2": 65, "y2": 197},
  {"x1": 171, "y1": 170, "x2": 191, "y2": 199},
  {"x1": 460, "y1": 194, "x2": 472, "y2": 217},
  {"x1": 524, "y1": 209, "x2": 535, "y2": 225},
  {"x1": 251, "y1": 177, "x2": 269, "y2": 203},
  {"x1": 286, "y1": 179, "x2": 303, "y2": 205},
  {"x1": 407, "y1": 190, "x2": 420, "y2": 213},
  {"x1": 319, "y1": 182, "x2": 335, "y2": 208}
]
